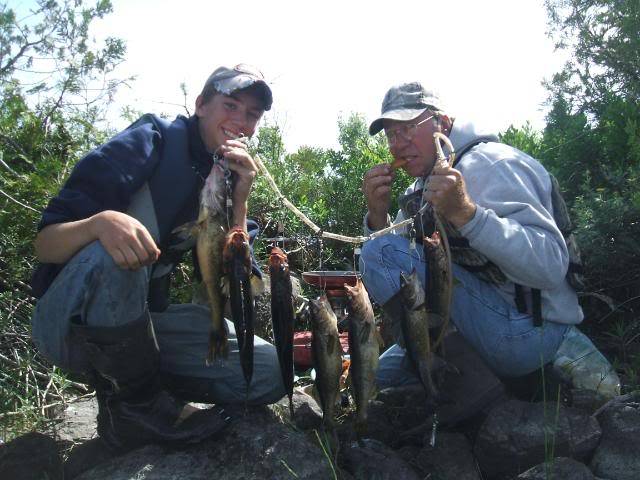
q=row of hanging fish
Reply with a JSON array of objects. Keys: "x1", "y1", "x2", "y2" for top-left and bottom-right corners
[
  {"x1": 309, "y1": 280, "x2": 380, "y2": 439},
  {"x1": 183, "y1": 150, "x2": 452, "y2": 436}
]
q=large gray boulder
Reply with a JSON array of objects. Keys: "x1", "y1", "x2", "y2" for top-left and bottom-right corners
[
  {"x1": 75, "y1": 405, "x2": 336, "y2": 480},
  {"x1": 590, "y1": 397, "x2": 640, "y2": 480},
  {"x1": 474, "y1": 398, "x2": 601, "y2": 479}
]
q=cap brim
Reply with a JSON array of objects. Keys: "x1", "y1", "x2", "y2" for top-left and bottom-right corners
[
  {"x1": 216, "y1": 75, "x2": 273, "y2": 111},
  {"x1": 368, "y1": 107, "x2": 427, "y2": 135}
]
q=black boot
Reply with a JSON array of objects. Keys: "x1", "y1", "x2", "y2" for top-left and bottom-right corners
[{"x1": 69, "y1": 313, "x2": 229, "y2": 451}]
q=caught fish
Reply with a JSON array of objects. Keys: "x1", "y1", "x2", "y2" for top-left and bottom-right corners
[
  {"x1": 399, "y1": 269, "x2": 443, "y2": 402},
  {"x1": 423, "y1": 227, "x2": 452, "y2": 350},
  {"x1": 223, "y1": 225, "x2": 256, "y2": 390},
  {"x1": 268, "y1": 246, "x2": 295, "y2": 416},
  {"x1": 310, "y1": 295, "x2": 343, "y2": 429},
  {"x1": 344, "y1": 280, "x2": 379, "y2": 438},
  {"x1": 196, "y1": 163, "x2": 230, "y2": 364}
]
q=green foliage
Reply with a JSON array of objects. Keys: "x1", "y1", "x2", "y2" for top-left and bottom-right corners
[
  {"x1": 545, "y1": 0, "x2": 640, "y2": 111},
  {"x1": 540, "y1": 0, "x2": 640, "y2": 388},
  {"x1": 0, "y1": 0, "x2": 127, "y2": 440},
  {"x1": 249, "y1": 114, "x2": 399, "y2": 275},
  {"x1": 499, "y1": 122, "x2": 543, "y2": 159}
]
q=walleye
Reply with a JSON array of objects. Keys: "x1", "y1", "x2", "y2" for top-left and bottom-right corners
[
  {"x1": 223, "y1": 225, "x2": 256, "y2": 390},
  {"x1": 399, "y1": 269, "x2": 442, "y2": 401},
  {"x1": 310, "y1": 295, "x2": 343, "y2": 429},
  {"x1": 345, "y1": 280, "x2": 379, "y2": 438},
  {"x1": 196, "y1": 163, "x2": 230, "y2": 364},
  {"x1": 268, "y1": 247, "x2": 295, "y2": 416}
]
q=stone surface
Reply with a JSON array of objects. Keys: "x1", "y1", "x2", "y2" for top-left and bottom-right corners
[
  {"x1": 0, "y1": 431, "x2": 63, "y2": 480},
  {"x1": 54, "y1": 396, "x2": 98, "y2": 443},
  {"x1": 515, "y1": 456, "x2": 596, "y2": 479},
  {"x1": 474, "y1": 398, "x2": 601, "y2": 479},
  {"x1": 590, "y1": 398, "x2": 640, "y2": 480},
  {"x1": 272, "y1": 389, "x2": 323, "y2": 431},
  {"x1": 75, "y1": 405, "x2": 336, "y2": 480},
  {"x1": 414, "y1": 432, "x2": 481, "y2": 480},
  {"x1": 340, "y1": 438, "x2": 422, "y2": 480}
]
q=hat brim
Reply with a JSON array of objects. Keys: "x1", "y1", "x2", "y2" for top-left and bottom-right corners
[
  {"x1": 216, "y1": 75, "x2": 273, "y2": 111},
  {"x1": 368, "y1": 107, "x2": 427, "y2": 135}
]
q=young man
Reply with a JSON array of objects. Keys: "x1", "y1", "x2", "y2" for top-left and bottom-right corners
[
  {"x1": 360, "y1": 82, "x2": 609, "y2": 391},
  {"x1": 31, "y1": 64, "x2": 284, "y2": 450}
]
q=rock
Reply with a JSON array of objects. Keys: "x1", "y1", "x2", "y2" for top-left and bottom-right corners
[
  {"x1": 414, "y1": 432, "x2": 481, "y2": 480},
  {"x1": 55, "y1": 396, "x2": 98, "y2": 443},
  {"x1": 363, "y1": 386, "x2": 432, "y2": 446},
  {"x1": 474, "y1": 398, "x2": 601, "y2": 479},
  {"x1": 590, "y1": 399, "x2": 640, "y2": 480},
  {"x1": 515, "y1": 456, "x2": 596, "y2": 479},
  {"x1": 340, "y1": 438, "x2": 422, "y2": 480},
  {"x1": 0, "y1": 431, "x2": 63, "y2": 480},
  {"x1": 64, "y1": 437, "x2": 117, "y2": 479},
  {"x1": 272, "y1": 389, "x2": 323, "y2": 430},
  {"x1": 75, "y1": 405, "x2": 335, "y2": 479}
]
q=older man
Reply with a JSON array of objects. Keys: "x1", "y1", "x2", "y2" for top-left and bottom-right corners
[
  {"x1": 31, "y1": 64, "x2": 284, "y2": 450},
  {"x1": 360, "y1": 82, "x2": 606, "y2": 392}
]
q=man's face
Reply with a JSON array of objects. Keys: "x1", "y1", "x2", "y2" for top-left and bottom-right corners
[
  {"x1": 196, "y1": 90, "x2": 264, "y2": 152},
  {"x1": 383, "y1": 111, "x2": 439, "y2": 178}
]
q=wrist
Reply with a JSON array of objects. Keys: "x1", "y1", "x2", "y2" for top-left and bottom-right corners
[
  {"x1": 87, "y1": 211, "x2": 104, "y2": 239},
  {"x1": 367, "y1": 211, "x2": 390, "y2": 231},
  {"x1": 232, "y1": 202, "x2": 248, "y2": 230},
  {"x1": 450, "y1": 202, "x2": 476, "y2": 229}
]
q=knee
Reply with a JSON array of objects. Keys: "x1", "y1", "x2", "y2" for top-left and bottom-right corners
[
  {"x1": 80, "y1": 241, "x2": 148, "y2": 294},
  {"x1": 360, "y1": 236, "x2": 392, "y2": 266},
  {"x1": 251, "y1": 343, "x2": 286, "y2": 405}
]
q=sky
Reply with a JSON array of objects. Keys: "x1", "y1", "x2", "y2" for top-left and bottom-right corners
[{"x1": 19, "y1": 0, "x2": 568, "y2": 152}]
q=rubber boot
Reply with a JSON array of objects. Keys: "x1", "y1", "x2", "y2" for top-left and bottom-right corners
[{"x1": 69, "y1": 312, "x2": 230, "y2": 451}]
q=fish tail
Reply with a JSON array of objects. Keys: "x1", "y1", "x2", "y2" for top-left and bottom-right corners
[{"x1": 206, "y1": 327, "x2": 229, "y2": 365}]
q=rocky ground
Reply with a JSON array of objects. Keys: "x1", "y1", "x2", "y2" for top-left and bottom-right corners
[{"x1": 2, "y1": 334, "x2": 639, "y2": 480}]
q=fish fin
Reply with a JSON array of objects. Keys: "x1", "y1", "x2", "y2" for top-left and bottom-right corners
[
  {"x1": 220, "y1": 276, "x2": 230, "y2": 297},
  {"x1": 171, "y1": 219, "x2": 202, "y2": 236},
  {"x1": 374, "y1": 328, "x2": 385, "y2": 350},
  {"x1": 250, "y1": 274, "x2": 265, "y2": 296}
]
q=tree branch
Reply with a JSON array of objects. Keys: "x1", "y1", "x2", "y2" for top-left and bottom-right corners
[{"x1": 0, "y1": 187, "x2": 39, "y2": 213}]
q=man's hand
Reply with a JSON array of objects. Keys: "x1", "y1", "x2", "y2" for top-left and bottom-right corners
[
  {"x1": 90, "y1": 210, "x2": 160, "y2": 270},
  {"x1": 363, "y1": 164, "x2": 395, "y2": 230},
  {"x1": 424, "y1": 163, "x2": 476, "y2": 228}
]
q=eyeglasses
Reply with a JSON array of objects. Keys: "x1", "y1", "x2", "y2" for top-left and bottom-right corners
[{"x1": 385, "y1": 114, "x2": 436, "y2": 146}]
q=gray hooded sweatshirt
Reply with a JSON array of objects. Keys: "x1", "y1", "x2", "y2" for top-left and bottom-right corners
[{"x1": 364, "y1": 118, "x2": 583, "y2": 325}]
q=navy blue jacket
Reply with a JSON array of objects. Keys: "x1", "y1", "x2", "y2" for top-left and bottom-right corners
[{"x1": 32, "y1": 115, "x2": 261, "y2": 301}]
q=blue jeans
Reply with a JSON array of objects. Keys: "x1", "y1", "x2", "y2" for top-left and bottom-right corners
[
  {"x1": 31, "y1": 241, "x2": 285, "y2": 405},
  {"x1": 359, "y1": 235, "x2": 568, "y2": 388}
]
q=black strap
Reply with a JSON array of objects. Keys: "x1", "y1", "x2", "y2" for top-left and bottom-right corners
[
  {"x1": 514, "y1": 283, "x2": 544, "y2": 327},
  {"x1": 532, "y1": 288, "x2": 543, "y2": 327},
  {"x1": 514, "y1": 283, "x2": 528, "y2": 314}
]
